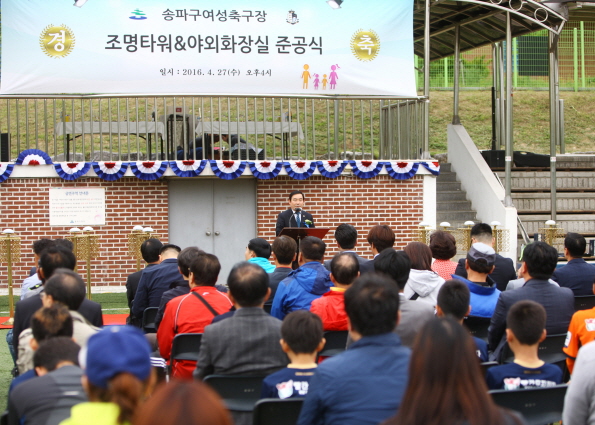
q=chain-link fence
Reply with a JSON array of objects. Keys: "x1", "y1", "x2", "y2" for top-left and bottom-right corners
[{"x1": 418, "y1": 21, "x2": 595, "y2": 90}]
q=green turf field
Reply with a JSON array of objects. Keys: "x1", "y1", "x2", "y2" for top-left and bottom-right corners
[{"x1": 0, "y1": 292, "x2": 129, "y2": 407}]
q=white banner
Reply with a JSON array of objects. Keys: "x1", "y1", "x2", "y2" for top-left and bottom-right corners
[{"x1": 1, "y1": 0, "x2": 415, "y2": 96}]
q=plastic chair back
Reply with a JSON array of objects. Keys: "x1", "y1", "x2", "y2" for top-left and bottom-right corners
[
  {"x1": 142, "y1": 307, "x2": 159, "y2": 333},
  {"x1": 204, "y1": 375, "x2": 266, "y2": 412},
  {"x1": 575, "y1": 295, "x2": 595, "y2": 311},
  {"x1": 318, "y1": 330, "x2": 348, "y2": 358},
  {"x1": 489, "y1": 385, "x2": 567, "y2": 425},
  {"x1": 253, "y1": 398, "x2": 304, "y2": 425}
]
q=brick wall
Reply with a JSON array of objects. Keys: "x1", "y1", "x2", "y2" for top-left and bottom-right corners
[
  {"x1": 257, "y1": 175, "x2": 424, "y2": 259},
  {"x1": 0, "y1": 174, "x2": 425, "y2": 290},
  {"x1": 0, "y1": 177, "x2": 169, "y2": 290}
]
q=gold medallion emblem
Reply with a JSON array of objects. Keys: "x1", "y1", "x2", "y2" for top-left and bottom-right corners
[
  {"x1": 350, "y1": 29, "x2": 380, "y2": 62},
  {"x1": 39, "y1": 25, "x2": 75, "y2": 58}
]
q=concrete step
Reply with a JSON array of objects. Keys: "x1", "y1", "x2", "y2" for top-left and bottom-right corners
[
  {"x1": 436, "y1": 210, "x2": 478, "y2": 222},
  {"x1": 437, "y1": 191, "x2": 468, "y2": 202},
  {"x1": 519, "y1": 214, "x2": 595, "y2": 235},
  {"x1": 437, "y1": 181, "x2": 463, "y2": 191},
  {"x1": 437, "y1": 172, "x2": 458, "y2": 182},
  {"x1": 557, "y1": 154, "x2": 595, "y2": 169},
  {"x1": 497, "y1": 171, "x2": 595, "y2": 191},
  {"x1": 437, "y1": 200, "x2": 473, "y2": 211},
  {"x1": 513, "y1": 192, "x2": 595, "y2": 213}
]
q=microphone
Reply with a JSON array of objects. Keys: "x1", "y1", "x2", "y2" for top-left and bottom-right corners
[{"x1": 294, "y1": 208, "x2": 302, "y2": 213}]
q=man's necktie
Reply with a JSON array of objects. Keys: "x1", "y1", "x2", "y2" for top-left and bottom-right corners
[{"x1": 295, "y1": 213, "x2": 301, "y2": 227}]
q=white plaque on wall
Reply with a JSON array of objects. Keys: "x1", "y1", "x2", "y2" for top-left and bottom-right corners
[{"x1": 49, "y1": 188, "x2": 106, "y2": 226}]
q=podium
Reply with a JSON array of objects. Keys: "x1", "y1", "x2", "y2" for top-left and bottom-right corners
[
  {"x1": 279, "y1": 228, "x2": 330, "y2": 269},
  {"x1": 278, "y1": 227, "x2": 329, "y2": 242}
]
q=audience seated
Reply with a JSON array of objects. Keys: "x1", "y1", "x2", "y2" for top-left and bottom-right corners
[
  {"x1": 552, "y1": 232, "x2": 595, "y2": 296},
  {"x1": 486, "y1": 300, "x2": 562, "y2": 390},
  {"x1": 297, "y1": 273, "x2": 410, "y2": 425},
  {"x1": 454, "y1": 223, "x2": 517, "y2": 292},
  {"x1": 245, "y1": 238, "x2": 275, "y2": 273},
  {"x1": 10, "y1": 304, "x2": 74, "y2": 393},
  {"x1": 436, "y1": 279, "x2": 488, "y2": 362},
  {"x1": 18, "y1": 269, "x2": 99, "y2": 374},
  {"x1": 430, "y1": 230, "x2": 458, "y2": 280},
  {"x1": 452, "y1": 242, "x2": 500, "y2": 318},
  {"x1": 158, "y1": 253, "x2": 232, "y2": 379},
  {"x1": 374, "y1": 249, "x2": 434, "y2": 347},
  {"x1": 267, "y1": 236, "x2": 297, "y2": 304},
  {"x1": 134, "y1": 380, "x2": 231, "y2": 425},
  {"x1": 132, "y1": 244, "x2": 182, "y2": 322},
  {"x1": 61, "y1": 326, "x2": 156, "y2": 425},
  {"x1": 126, "y1": 238, "x2": 162, "y2": 326},
  {"x1": 310, "y1": 252, "x2": 359, "y2": 331},
  {"x1": 563, "y1": 340, "x2": 595, "y2": 425},
  {"x1": 195, "y1": 262, "x2": 288, "y2": 379},
  {"x1": 403, "y1": 242, "x2": 445, "y2": 306},
  {"x1": 563, "y1": 296, "x2": 595, "y2": 374},
  {"x1": 324, "y1": 224, "x2": 369, "y2": 271},
  {"x1": 9, "y1": 337, "x2": 85, "y2": 425},
  {"x1": 261, "y1": 310, "x2": 324, "y2": 399},
  {"x1": 383, "y1": 317, "x2": 523, "y2": 425},
  {"x1": 271, "y1": 236, "x2": 331, "y2": 320},
  {"x1": 359, "y1": 225, "x2": 395, "y2": 274},
  {"x1": 21, "y1": 238, "x2": 54, "y2": 300},
  {"x1": 12, "y1": 246, "x2": 103, "y2": 361},
  {"x1": 488, "y1": 242, "x2": 574, "y2": 362},
  {"x1": 154, "y1": 247, "x2": 204, "y2": 330}
]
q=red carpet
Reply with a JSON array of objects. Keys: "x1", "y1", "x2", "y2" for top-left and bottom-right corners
[{"x1": 0, "y1": 313, "x2": 128, "y2": 329}]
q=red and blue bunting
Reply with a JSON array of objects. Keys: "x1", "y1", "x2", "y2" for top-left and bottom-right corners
[
  {"x1": 421, "y1": 161, "x2": 441, "y2": 176},
  {"x1": 54, "y1": 162, "x2": 91, "y2": 181},
  {"x1": 284, "y1": 161, "x2": 316, "y2": 180},
  {"x1": 16, "y1": 149, "x2": 53, "y2": 165},
  {"x1": 248, "y1": 161, "x2": 283, "y2": 179},
  {"x1": 385, "y1": 161, "x2": 420, "y2": 180},
  {"x1": 0, "y1": 163, "x2": 14, "y2": 183},
  {"x1": 350, "y1": 160, "x2": 383, "y2": 179},
  {"x1": 210, "y1": 160, "x2": 246, "y2": 180},
  {"x1": 169, "y1": 160, "x2": 207, "y2": 178},
  {"x1": 130, "y1": 161, "x2": 167, "y2": 181},
  {"x1": 92, "y1": 162, "x2": 128, "y2": 181},
  {"x1": 317, "y1": 160, "x2": 348, "y2": 179}
]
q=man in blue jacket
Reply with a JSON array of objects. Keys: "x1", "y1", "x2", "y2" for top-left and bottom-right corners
[
  {"x1": 271, "y1": 236, "x2": 331, "y2": 320},
  {"x1": 297, "y1": 273, "x2": 411, "y2": 425}
]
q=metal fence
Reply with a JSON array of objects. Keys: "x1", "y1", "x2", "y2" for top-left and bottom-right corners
[
  {"x1": 420, "y1": 20, "x2": 595, "y2": 90},
  {"x1": 0, "y1": 95, "x2": 427, "y2": 162}
]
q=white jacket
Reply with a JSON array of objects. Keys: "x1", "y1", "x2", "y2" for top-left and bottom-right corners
[{"x1": 403, "y1": 269, "x2": 445, "y2": 307}]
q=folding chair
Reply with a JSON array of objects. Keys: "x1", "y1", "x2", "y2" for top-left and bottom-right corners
[
  {"x1": 169, "y1": 333, "x2": 203, "y2": 376},
  {"x1": 480, "y1": 361, "x2": 499, "y2": 375},
  {"x1": 489, "y1": 385, "x2": 568, "y2": 425},
  {"x1": 502, "y1": 333, "x2": 567, "y2": 370},
  {"x1": 253, "y1": 398, "x2": 304, "y2": 425},
  {"x1": 574, "y1": 294, "x2": 595, "y2": 312},
  {"x1": 318, "y1": 330, "x2": 349, "y2": 358},
  {"x1": 463, "y1": 315, "x2": 491, "y2": 343},
  {"x1": 204, "y1": 375, "x2": 266, "y2": 412},
  {"x1": 142, "y1": 307, "x2": 159, "y2": 334}
]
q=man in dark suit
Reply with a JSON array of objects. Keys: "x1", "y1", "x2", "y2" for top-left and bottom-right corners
[
  {"x1": 194, "y1": 262, "x2": 288, "y2": 380},
  {"x1": 324, "y1": 224, "x2": 369, "y2": 271},
  {"x1": 275, "y1": 190, "x2": 315, "y2": 236},
  {"x1": 552, "y1": 232, "x2": 595, "y2": 296},
  {"x1": 131, "y1": 244, "x2": 181, "y2": 322},
  {"x1": 359, "y1": 225, "x2": 395, "y2": 274},
  {"x1": 488, "y1": 241, "x2": 575, "y2": 361},
  {"x1": 454, "y1": 223, "x2": 517, "y2": 291},
  {"x1": 126, "y1": 238, "x2": 162, "y2": 326},
  {"x1": 13, "y1": 246, "x2": 103, "y2": 359}
]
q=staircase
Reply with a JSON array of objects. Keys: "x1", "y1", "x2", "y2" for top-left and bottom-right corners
[
  {"x1": 436, "y1": 163, "x2": 478, "y2": 228},
  {"x1": 496, "y1": 155, "x2": 595, "y2": 244}
]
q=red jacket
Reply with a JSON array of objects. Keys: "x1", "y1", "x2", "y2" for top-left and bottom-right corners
[
  {"x1": 157, "y1": 286, "x2": 232, "y2": 379},
  {"x1": 310, "y1": 288, "x2": 348, "y2": 331}
]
